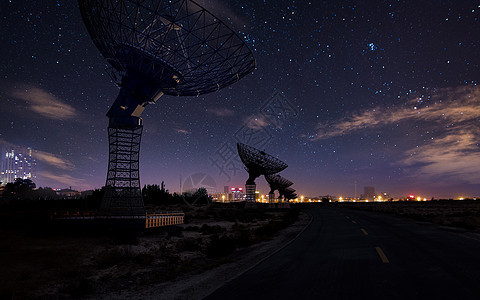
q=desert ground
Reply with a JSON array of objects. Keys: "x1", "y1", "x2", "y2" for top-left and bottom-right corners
[{"x1": 0, "y1": 202, "x2": 305, "y2": 299}]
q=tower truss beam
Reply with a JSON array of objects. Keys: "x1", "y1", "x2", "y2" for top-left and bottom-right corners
[{"x1": 101, "y1": 126, "x2": 145, "y2": 216}]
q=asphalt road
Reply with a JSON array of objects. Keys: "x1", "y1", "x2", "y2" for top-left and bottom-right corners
[{"x1": 205, "y1": 206, "x2": 480, "y2": 300}]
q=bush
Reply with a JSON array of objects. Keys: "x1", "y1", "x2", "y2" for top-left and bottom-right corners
[
  {"x1": 200, "y1": 224, "x2": 225, "y2": 235},
  {"x1": 165, "y1": 254, "x2": 181, "y2": 264},
  {"x1": 215, "y1": 209, "x2": 238, "y2": 222},
  {"x1": 254, "y1": 208, "x2": 300, "y2": 240},
  {"x1": 205, "y1": 235, "x2": 236, "y2": 258},
  {"x1": 96, "y1": 248, "x2": 132, "y2": 269},
  {"x1": 176, "y1": 237, "x2": 202, "y2": 252},
  {"x1": 282, "y1": 208, "x2": 300, "y2": 225},
  {"x1": 183, "y1": 226, "x2": 200, "y2": 232},
  {"x1": 167, "y1": 225, "x2": 183, "y2": 238},
  {"x1": 254, "y1": 221, "x2": 280, "y2": 239},
  {"x1": 236, "y1": 210, "x2": 268, "y2": 223},
  {"x1": 133, "y1": 253, "x2": 155, "y2": 266},
  {"x1": 231, "y1": 225, "x2": 253, "y2": 248},
  {"x1": 183, "y1": 214, "x2": 193, "y2": 224},
  {"x1": 64, "y1": 278, "x2": 95, "y2": 297}
]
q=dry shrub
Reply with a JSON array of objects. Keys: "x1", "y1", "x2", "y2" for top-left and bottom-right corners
[
  {"x1": 96, "y1": 247, "x2": 155, "y2": 269},
  {"x1": 205, "y1": 235, "x2": 236, "y2": 258},
  {"x1": 200, "y1": 224, "x2": 225, "y2": 235},
  {"x1": 176, "y1": 237, "x2": 202, "y2": 252}
]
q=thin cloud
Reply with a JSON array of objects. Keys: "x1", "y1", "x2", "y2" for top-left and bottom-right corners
[
  {"x1": 0, "y1": 140, "x2": 74, "y2": 171},
  {"x1": 400, "y1": 128, "x2": 480, "y2": 184},
  {"x1": 39, "y1": 171, "x2": 88, "y2": 190},
  {"x1": 0, "y1": 140, "x2": 81, "y2": 188},
  {"x1": 245, "y1": 115, "x2": 269, "y2": 130},
  {"x1": 310, "y1": 85, "x2": 480, "y2": 183},
  {"x1": 175, "y1": 128, "x2": 191, "y2": 135},
  {"x1": 33, "y1": 150, "x2": 75, "y2": 171},
  {"x1": 10, "y1": 86, "x2": 77, "y2": 120},
  {"x1": 312, "y1": 85, "x2": 480, "y2": 140},
  {"x1": 207, "y1": 107, "x2": 235, "y2": 117}
]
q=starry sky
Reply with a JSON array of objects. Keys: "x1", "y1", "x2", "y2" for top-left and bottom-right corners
[{"x1": 1, "y1": 0, "x2": 480, "y2": 198}]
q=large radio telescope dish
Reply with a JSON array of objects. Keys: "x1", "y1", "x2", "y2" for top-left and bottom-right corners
[
  {"x1": 237, "y1": 143, "x2": 288, "y2": 185},
  {"x1": 78, "y1": 0, "x2": 256, "y2": 96},
  {"x1": 78, "y1": 0, "x2": 255, "y2": 216}
]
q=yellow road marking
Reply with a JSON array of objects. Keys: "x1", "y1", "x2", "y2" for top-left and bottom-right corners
[
  {"x1": 375, "y1": 247, "x2": 390, "y2": 263},
  {"x1": 346, "y1": 216, "x2": 350, "y2": 219},
  {"x1": 361, "y1": 228, "x2": 368, "y2": 235},
  {"x1": 352, "y1": 220, "x2": 357, "y2": 224}
]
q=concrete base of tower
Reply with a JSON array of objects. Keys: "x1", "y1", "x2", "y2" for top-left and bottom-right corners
[
  {"x1": 268, "y1": 193, "x2": 276, "y2": 208},
  {"x1": 244, "y1": 184, "x2": 257, "y2": 208}
]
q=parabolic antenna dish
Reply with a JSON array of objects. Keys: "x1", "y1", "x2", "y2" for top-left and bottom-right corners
[
  {"x1": 281, "y1": 187, "x2": 297, "y2": 200},
  {"x1": 78, "y1": 0, "x2": 255, "y2": 216},
  {"x1": 78, "y1": 0, "x2": 256, "y2": 96},
  {"x1": 285, "y1": 193, "x2": 297, "y2": 200},
  {"x1": 265, "y1": 174, "x2": 293, "y2": 190},
  {"x1": 237, "y1": 143, "x2": 288, "y2": 183}
]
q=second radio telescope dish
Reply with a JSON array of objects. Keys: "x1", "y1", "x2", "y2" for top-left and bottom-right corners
[
  {"x1": 265, "y1": 174, "x2": 293, "y2": 190},
  {"x1": 237, "y1": 143, "x2": 288, "y2": 184}
]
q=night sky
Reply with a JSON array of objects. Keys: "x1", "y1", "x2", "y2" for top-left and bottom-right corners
[{"x1": 1, "y1": 0, "x2": 480, "y2": 198}]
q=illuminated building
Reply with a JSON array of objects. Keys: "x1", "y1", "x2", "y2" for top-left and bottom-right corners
[
  {"x1": 362, "y1": 186, "x2": 375, "y2": 200},
  {"x1": 0, "y1": 145, "x2": 36, "y2": 185},
  {"x1": 211, "y1": 187, "x2": 245, "y2": 203}
]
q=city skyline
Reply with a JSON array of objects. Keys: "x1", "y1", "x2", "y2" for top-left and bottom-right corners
[
  {"x1": 1, "y1": 1, "x2": 480, "y2": 198},
  {"x1": 0, "y1": 144, "x2": 36, "y2": 184}
]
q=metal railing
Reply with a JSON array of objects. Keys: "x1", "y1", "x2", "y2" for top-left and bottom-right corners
[
  {"x1": 145, "y1": 212, "x2": 184, "y2": 228},
  {"x1": 53, "y1": 211, "x2": 185, "y2": 228}
]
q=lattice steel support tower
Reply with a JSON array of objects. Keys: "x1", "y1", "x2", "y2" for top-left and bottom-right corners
[
  {"x1": 101, "y1": 125, "x2": 145, "y2": 216},
  {"x1": 245, "y1": 184, "x2": 256, "y2": 203},
  {"x1": 98, "y1": 69, "x2": 161, "y2": 216},
  {"x1": 268, "y1": 192, "x2": 276, "y2": 208},
  {"x1": 78, "y1": 0, "x2": 256, "y2": 217}
]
